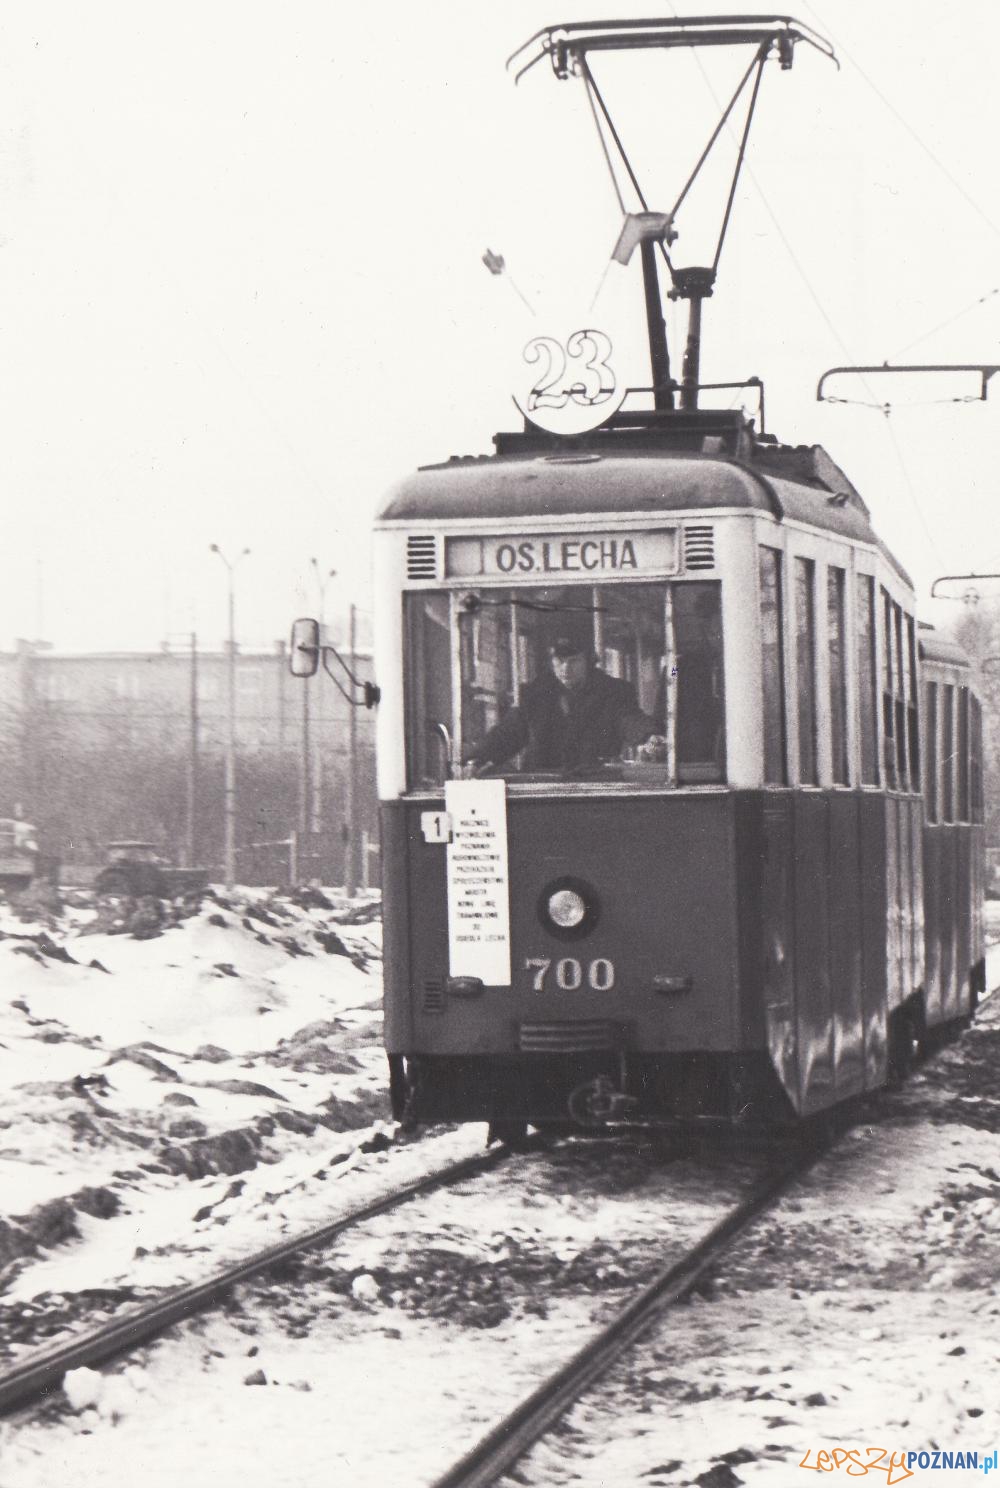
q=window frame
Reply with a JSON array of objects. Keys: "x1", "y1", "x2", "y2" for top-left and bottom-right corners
[
  {"x1": 794, "y1": 556, "x2": 819, "y2": 786},
  {"x1": 758, "y1": 545, "x2": 787, "y2": 786}
]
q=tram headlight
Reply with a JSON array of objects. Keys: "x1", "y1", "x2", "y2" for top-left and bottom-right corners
[
  {"x1": 548, "y1": 887, "x2": 586, "y2": 929},
  {"x1": 537, "y1": 876, "x2": 600, "y2": 940}
]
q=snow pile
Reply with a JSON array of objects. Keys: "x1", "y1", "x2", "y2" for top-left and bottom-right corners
[{"x1": 0, "y1": 888, "x2": 389, "y2": 1304}]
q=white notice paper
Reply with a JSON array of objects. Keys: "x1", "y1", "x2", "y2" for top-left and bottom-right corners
[{"x1": 444, "y1": 778, "x2": 512, "y2": 985}]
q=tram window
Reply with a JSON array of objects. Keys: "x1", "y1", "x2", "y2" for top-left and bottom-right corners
[
  {"x1": 404, "y1": 593, "x2": 454, "y2": 787},
  {"x1": 880, "y1": 591, "x2": 896, "y2": 788},
  {"x1": 403, "y1": 580, "x2": 730, "y2": 786},
  {"x1": 924, "y1": 682, "x2": 938, "y2": 823},
  {"x1": 453, "y1": 582, "x2": 670, "y2": 782},
  {"x1": 795, "y1": 558, "x2": 818, "y2": 785},
  {"x1": 906, "y1": 614, "x2": 920, "y2": 790},
  {"x1": 827, "y1": 566, "x2": 849, "y2": 785},
  {"x1": 857, "y1": 575, "x2": 879, "y2": 784},
  {"x1": 674, "y1": 583, "x2": 725, "y2": 783},
  {"x1": 759, "y1": 547, "x2": 786, "y2": 784},
  {"x1": 893, "y1": 604, "x2": 907, "y2": 788},
  {"x1": 941, "y1": 684, "x2": 955, "y2": 823},
  {"x1": 957, "y1": 686, "x2": 970, "y2": 822},
  {"x1": 971, "y1": 695, "x2": 984, "y2": 824}
]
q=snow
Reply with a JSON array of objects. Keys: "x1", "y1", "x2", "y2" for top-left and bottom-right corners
[{"x1": 0, "y1": 894, "x2": 998, "y2": 1487}]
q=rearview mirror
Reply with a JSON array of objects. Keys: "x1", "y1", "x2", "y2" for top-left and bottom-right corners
[{"x1": 289, "y1": 617, "x2": 320, "y2": 677}]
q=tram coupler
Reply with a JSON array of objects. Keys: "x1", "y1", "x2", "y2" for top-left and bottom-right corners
[{"x1": 567, "y1": 1074, "x2": 638, "y2": 1127}]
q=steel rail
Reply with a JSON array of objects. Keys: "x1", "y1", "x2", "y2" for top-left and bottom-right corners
[
  {"x1": 0, "y1": 1144, "x2": 509, "y2": 1418},
  {"x1": 429, "y1": 1140, "x2": 826, "y2": 1488}
]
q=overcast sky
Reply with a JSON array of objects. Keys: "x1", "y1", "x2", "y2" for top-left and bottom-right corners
[{"x1": 0, "y1": 0, "x2": 998, "y2": 654}]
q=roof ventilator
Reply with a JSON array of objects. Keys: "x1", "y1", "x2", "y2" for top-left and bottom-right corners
[
  {"x1": 406, "y1": 535, "x2": 437, "y2": 580},
  {"x1": 684, "y1": 525, "x2": 715, "y2": 570}
]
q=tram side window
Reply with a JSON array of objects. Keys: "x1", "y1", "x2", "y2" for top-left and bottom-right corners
[
  {"x1": 893, "y1": 604, "x2": 907, "y2": 788},
  {"x1": 759, "y1": 547, "x2": 786, "y2": 784},
  {"x1": 857, "y1": 575, "x2": 879, "y2": 784},
  {"x1": 881, "y1": 590, "x2": 897, "y2": 788},
  {"x1": 971, "y1": 694, "x2": 984, "y2": 824},
  {"x1": 674, "y1": 582, "x2": 725, "y2": 783},
  {"x1": 795, "y1": 559, "x2": 818, "y2": 785},
  {"x1": 941, "y1": 684, "x2": 955, "y2": 823},
  {"x1": 906, "y1": 615, "x2": 920, "y2": 789},
  {"x1": 924, "y1": 681, "x2": 938, "y2": 823},
  {"x1": 405, "y1": 593, "x2": 455, "y2": 787},
  {"x1": 827, "y1": 566, "x2": 849, "y2": 785},
  {"x1": 957, "y1": 686, "x2": 970, "y2": 822},
  {"x1": 879, "y1": 591, "x2": 915, "y2": 790}
]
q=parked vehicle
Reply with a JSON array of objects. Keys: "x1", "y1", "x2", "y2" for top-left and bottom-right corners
[{"x1": 94, "y1": 842, "x2": 210, "y2": 899}]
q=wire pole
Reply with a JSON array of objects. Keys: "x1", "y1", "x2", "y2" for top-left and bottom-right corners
[
  {"x1": 210, "y1": 546, "x2": 250, "y2": 889},
  {"x1": 300, "y1": 671, "x2": 311, "y2": 842},
  {"x1": 309, "y1": 560, "x2": 336, "y2": 841},
  {"x1": 347, "y1": 602, "x2": 358, "y2": 898},
  {"x1": 187, "y1": 632, "x2": 199, "y2": 868}
]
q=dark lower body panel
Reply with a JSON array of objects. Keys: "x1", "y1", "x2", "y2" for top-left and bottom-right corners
[{"x1": 390, "y1": 1049, "x2": 795, "y2": 1129}]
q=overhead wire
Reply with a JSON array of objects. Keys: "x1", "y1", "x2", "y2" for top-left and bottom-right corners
[
  {"x1": 881, "y1": 415, "x2": 947, "y2": 566},
  {"x1": 801, "y1": 2, "x2": 1000, "y2": 381},
  {"x1": 890, "y1": 287, "x2": 1000, "y2": 361},
  {"x1": 662, "y1": 0, "x2": 948, "y2": 569},
  {"x1": 795, "y1": 0, "x2": 1000, "y2": 575},
  {"x1": 801, "y1": 0, "x2": 1000, "y2": 246}
]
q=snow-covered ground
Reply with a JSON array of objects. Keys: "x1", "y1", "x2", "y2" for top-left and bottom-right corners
[
  {"x1": 0, "y1": 888, "x2": 392, "y2": 1308},
  {"x1": 0, "y1": 891, "x2": 998, "y2": 1488}
]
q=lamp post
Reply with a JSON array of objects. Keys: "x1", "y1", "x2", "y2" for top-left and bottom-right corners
[
  {"x1": 309, "y1": 559, "x2": 336, "y2": 840},
  {"x1": 210, "y1": 545, "x2": 250, "y2": 888}
]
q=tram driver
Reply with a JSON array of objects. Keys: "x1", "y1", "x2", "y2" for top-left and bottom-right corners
[{"x1": 467, "y1": 616, "x2": 656, "y2": 775}]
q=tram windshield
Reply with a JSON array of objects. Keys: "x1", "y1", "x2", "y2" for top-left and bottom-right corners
[{"x1": 405, "y1": 581, "x2": 725, "y2": 787}]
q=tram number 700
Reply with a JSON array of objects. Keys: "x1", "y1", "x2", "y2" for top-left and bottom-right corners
[{"x1": 525, "y1": 957, "x2": 615, "y2": 992}]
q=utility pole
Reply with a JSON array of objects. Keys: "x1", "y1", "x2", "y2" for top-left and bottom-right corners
[
  {"x1": 299, "y1": 672, "x2": 310, "y2": 840},
  {"x1": 210, "y1": 545, "x2": 250, "y2": 889},
  {"x1": 309, "y1": 559, "x2": 336, "y2": 840},
  {"x1": 187, "y1": 632, "x2": 199, "y2": 868},
  {"x1": 347, "y1": 602, "x2": 358, "y2": 897}
]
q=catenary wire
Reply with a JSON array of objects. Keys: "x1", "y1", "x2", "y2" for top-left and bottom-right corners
[
  {"x1": 890, "y1": 287, "x2": 1000, "y2": 361},
  {"x1": 801, "y1": 0, "x2": 1000, "y2": 245},
  {"x1": 663, "y1": 2, "x2": 948, "y2": 569}
]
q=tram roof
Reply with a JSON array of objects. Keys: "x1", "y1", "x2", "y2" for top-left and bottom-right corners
[
  {"x1": 918, "y1": 632, "x2": 971, "y2": 669},
  {"x1": 378, "y1": 433, "x2": 911, "y2": 587}
]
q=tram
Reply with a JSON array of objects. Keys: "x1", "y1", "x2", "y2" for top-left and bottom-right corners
[{"x1": 367, "y1": 18, "x2": 985, "y2": 1133}]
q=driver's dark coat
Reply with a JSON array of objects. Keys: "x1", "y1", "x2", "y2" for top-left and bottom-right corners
[{"x1": 474, "y1": 667, "x2": 645, "y2": 771}]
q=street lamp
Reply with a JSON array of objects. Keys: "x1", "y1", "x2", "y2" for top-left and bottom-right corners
[
  {"x1": 210, "y1": 544, "x2": 251, "y2": 889},
  {"x1": 310, "y1": 558, "x2": 337, "y2": 620}
]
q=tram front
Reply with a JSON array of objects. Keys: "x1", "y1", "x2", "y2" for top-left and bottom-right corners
[{"x1": 374, "y1": 431, "x2": 788, "y2": 1133}]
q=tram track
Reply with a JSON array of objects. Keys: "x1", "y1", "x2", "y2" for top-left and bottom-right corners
[
  {"x1": 0, "y1": 1142, "x2": 510, "y2": 1420},
  {"x1": 429, "y1": 1131, "x2": 832, "y2": 1488}
]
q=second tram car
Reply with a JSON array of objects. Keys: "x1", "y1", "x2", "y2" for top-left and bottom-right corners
[{"x1": 374, "y1": 411, "x2": 985, "y2": 1132}]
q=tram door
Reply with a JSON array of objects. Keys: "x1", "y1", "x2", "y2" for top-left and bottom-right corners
[{"x1": 760, "y1": 798, "x2": 798, "y2": 1110}]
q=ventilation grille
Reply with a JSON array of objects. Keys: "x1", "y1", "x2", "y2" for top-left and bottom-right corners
[
  {"x1": 407, "y1": 534, "x2": 437, "y2": 580},
  {"x1": 518, "y1": 1020, "x2": 623, "y2": 1054},
  {"x1": 684, "y1": 525, "x2": 715, "y2": 571},
  {"x1": 421, "y1": 978, "x2": 445, "y2": 1014}
]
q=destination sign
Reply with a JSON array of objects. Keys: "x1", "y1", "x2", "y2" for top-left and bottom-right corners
[{"x1": 445, "y1": 528, "x2": 677, "y2": 579}]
